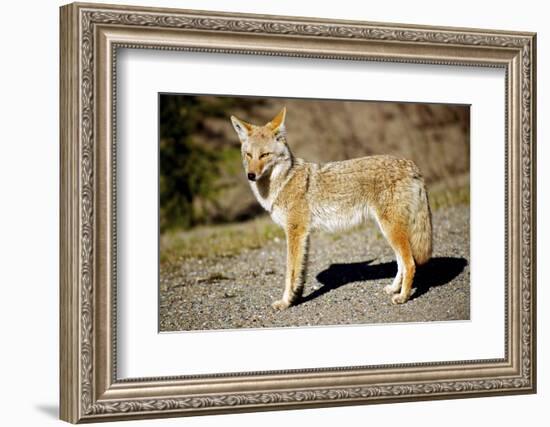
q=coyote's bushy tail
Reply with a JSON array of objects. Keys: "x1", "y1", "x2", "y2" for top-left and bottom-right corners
[{"x1": 409, "y1": 182, "x2": 432, "y2": 265}]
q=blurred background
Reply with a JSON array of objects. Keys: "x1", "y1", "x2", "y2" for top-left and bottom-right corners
[{"x1": 160, "y1": 94, "x2": 469, "y2": 235}]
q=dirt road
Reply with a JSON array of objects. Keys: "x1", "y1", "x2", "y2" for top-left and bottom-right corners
[{"x1": 160, "y1": 205, "x2": 469, "y2": 332}]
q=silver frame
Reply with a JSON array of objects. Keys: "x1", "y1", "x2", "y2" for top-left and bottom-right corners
[{"x1": 60, "y1": 2, "x2": 536, "y2": 423}]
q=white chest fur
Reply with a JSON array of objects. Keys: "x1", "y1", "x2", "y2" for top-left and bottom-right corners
[
  {"x1": 249, "y1": 182, "x2": 272, "y2": 211},
  {"x1": 249, "y1": 182, "x2": 287, "y2": 228},
  {"x1": 249, "y1": 164, "x2": 291, "y2": 213}
]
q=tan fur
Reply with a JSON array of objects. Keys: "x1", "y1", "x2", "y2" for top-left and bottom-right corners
[{"x1": 230, "y1": 107, "x2": 433, "y2": 309}]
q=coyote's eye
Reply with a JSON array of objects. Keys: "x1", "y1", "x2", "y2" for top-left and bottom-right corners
[
  {"x1": 245, "y1": 152, "x2": 252, "y2": 159},
  {"x1": 259, "y1": 152, "x2": 272, "y2": 159}
]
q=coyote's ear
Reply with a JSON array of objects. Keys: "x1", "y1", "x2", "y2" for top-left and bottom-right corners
[
  {"x1": 230, "y1": 116, "x2": 254, "y2": 143},
  {"x1": 266, "y1": 107, "x2": 287, "y2": 139}
]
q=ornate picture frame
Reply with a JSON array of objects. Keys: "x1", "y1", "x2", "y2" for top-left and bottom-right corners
[{"x1": 60, "y1": 2, "x2": 536, "y2": 423}]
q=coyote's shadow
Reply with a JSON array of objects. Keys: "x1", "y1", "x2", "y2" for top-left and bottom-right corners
[{"x1": 300, "y1": 256, "x2": 468, "y2": 304}]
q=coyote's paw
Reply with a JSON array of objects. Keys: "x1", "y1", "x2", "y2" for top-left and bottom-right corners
[
  {"x1": 384, "y1": 284, "x2": 400, "y2": 295},
  {"x1": 271, "y1": 299, "x2": 291, "y2": 311},
  {"x1": 391, "y1": 293, "x2": 410, "y2": 305}
]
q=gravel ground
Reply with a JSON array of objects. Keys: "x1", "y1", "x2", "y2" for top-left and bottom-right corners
[{"x1": 160, "y1": 205, "x2": 470, "y2": 331}]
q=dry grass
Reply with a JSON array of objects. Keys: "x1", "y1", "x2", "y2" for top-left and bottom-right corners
[
  {"x1": 160, "y1": 216, "x2": 284, "y2": 265},
  {"x1": 427, "y1": 174, "x2": 470, "y2": 210}
]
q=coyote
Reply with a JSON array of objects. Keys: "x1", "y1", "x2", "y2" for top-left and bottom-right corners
[{"x1": 230, "y1": 107, "x2": 432, "y2": 310}]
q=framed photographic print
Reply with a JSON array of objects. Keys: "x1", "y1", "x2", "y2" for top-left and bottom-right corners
[{"x1": 59, "y1": 2, "x2": 537, "y2": 423}]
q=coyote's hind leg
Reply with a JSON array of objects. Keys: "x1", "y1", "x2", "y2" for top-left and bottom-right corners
[
  {"x1": 385, "y1": 255, "x2": 403, "y2": 295},
  {"x1": 378, "y1": 219, "x2": 416, "y2": 304}
]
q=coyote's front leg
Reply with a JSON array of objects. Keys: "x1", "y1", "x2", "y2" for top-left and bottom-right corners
[{"x1": 272, "y1": 221, "x2": 310, "y2": 310}]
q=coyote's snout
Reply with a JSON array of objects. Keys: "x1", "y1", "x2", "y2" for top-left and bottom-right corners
[{"x1": 230, "y1": 107, "x2": 432, "y2": 310}]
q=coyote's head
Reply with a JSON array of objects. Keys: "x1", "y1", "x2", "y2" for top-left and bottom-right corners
[{"x1": 230, "y1": 108, "x2": 290, "y2": 182}]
